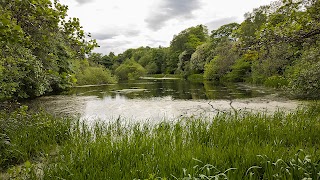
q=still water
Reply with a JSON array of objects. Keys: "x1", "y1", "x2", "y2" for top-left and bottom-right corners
[{"x1": 28, "y1": 78, "x2": 299, "y2": 123}]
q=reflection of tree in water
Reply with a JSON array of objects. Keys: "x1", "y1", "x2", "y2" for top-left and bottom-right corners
[
  {"x1": 224, "y1": 83, "x2": 252, "y2": 99},
  {"x1": 189, "y1": 81, "x2": 207, "y2": 99},
  {"x1": 175, "y1": 80, "x2": 193, "y2": 99},
  {"x1": 68, "y1": 79, "x2": 273, "y2": 100},
  {"x1": 203, "y1": 81, "x2": 260, "y2": 100},
  {"x1": 203, "y1": 81, "x2": 228, "y2": 99},
  {"x1": 69, "y1": 85, "x2": 113, "y2": 99}
]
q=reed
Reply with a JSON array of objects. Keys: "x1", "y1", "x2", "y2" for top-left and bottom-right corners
[
  {"x1": 1, "y1": 103, "x2": 320, "y2": 179},
  {"x1": 45, "y1": 104, "x2": 320, "y2": 179}
]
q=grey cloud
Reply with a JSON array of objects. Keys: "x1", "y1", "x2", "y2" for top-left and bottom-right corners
[
  {"x1": 205, "y1": 17, "x2": 240, "y2": 31},
  {"x1": 91, "y1": 29, "x2": 141, "y2": 40},
  {"x1": 145, "y1": 14, "x2": 171, "y2": 31},
  {"x1": 125, "y1": 29, "x2": 140, "y2": 37},
  {"x1": 91, "y1": 32, "x2": 119, "y2": 40},
  {"x1": 145, "y1": 0, "x2": 202, "y2": 31},
  {"x1": 75, "y1": 0, "x2": 93, "y2": 5}
]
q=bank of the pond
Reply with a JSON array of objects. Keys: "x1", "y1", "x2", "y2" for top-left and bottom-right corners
[{"x1": 1, "y1": 103, "x2": 320, "y2": 179}]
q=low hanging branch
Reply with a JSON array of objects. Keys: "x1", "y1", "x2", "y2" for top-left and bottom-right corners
[{"x1": 241, "y1": 26, "x2": 320, "y2": 51}]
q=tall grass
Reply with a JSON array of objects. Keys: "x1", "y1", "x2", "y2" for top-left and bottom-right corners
[
  {"x1": 39, "y1": 103, "x2": 320, "y2": 179},
  {"x1": 0, "y1": 106, "x2": 72, "y2": 171},
  {"x1": 1, "y1": 104, "x2": 320, "y2": 179}
]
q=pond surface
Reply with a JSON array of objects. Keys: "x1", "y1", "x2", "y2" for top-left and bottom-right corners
[{"x1": 27, "y1": 78, "x2": 299, "y2": 123}]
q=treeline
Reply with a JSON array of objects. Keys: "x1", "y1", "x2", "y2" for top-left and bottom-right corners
[
  {"x1": 93, "y1": 0, "x2": 320, "y2": 99},
  {"x1": 0, "y1": 0, "x2": 116, "y2": 101},
  {"x1": 1, "y1": 0, "x2": 319, "y2": 100}
]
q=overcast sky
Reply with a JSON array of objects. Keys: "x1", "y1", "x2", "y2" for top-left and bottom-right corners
[{"x1": 59, "y1": 0, "x2": 274, "y2": 55}]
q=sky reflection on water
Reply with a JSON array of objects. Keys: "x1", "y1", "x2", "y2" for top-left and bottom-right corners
[{"x1": 28, "y1": 79, "x2": 299, "y2": 123}]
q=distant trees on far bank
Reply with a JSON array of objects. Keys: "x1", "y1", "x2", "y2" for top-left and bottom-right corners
[
  {"x1": 93, "y1": 0, "x2": 319, "y2": 99},
  {"x1": 1, "y1": 0, "x2": 319, "y2": 100}
]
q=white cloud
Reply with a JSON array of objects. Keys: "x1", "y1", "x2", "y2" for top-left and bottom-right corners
[
  {"x1": 145, "y1": 0, "x2": 203, "y2": 31},
  {"x1": 58, "y1": 0, "x2": 275, "y2": 54}
]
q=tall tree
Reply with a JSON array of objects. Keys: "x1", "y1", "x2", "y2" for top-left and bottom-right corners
[
  {"x1": 0, "y1": 0, "x2": 97, "y2": 100},
  {"x1": 170, "y1": 25, "x2": 209, "y2": 75}
]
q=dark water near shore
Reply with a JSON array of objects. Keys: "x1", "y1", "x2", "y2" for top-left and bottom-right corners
[{"x1": 69, "y1": 79, "x2": 271, "y2": 100}]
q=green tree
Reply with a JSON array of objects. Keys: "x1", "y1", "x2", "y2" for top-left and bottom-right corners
[
  {"x1": 204, "y1": 40, "x2": 239, "y2": 81},
  {"x1": 0, "y1": 0, "x2": 98, "y2": 100},
  {"x1": 115, "y1": 59, "x2": 146, "y2": 80},
  {"x1": 211, "y1": 23, "x2": 239, "y2": 42},
  {"x1": 170, "y1": 25, "x2": 209, "y2": 75},
  {"x1": 189, "y1": 23, "x2": 240, "y2": 74},
  {"x1": 226, "y1": 51, "x2": 257, "y2": 82},
  {"x1": 287, "y1": 41, "x2": 320, "y2": 99},
  {"x1": 190, "y1": 43, "x2": 211, "y2": 73},
  {"x1": 235, "y1": 5, "x2": 269, "y2": 50}
]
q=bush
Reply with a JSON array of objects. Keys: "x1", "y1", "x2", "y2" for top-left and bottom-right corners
[
  {"x1": 0, "y1": 44, "x2": 48, "y2": 100},
  {"x1": 203, "y1": 57, "x2": 219, "y2": 80},
  {"x1": 287, "y1": 45, "x2": 320, "y2": 99},
  {"x1": 145, "y1": 62, "x2": 158, "y2": 74},
  {"x1": 264, "y1": 75, "x2": 289, "y2": 88},
  {"x1": 115, "y1": 59, "x2": 146, "y2": 80},
  {"x1": 226, "y1": 57, "x2": 252, "y2": 82},
  {"x1": 76, "y1": 66, "x2": 117, "y2": 85},
  {"x1": 251, "y1": 61, "x2": 268, "y2": 84},
  {"x1": 288, "y1": 61, "x2": 320, "y2": 99},
  {"x1": 187, "y1": 74, "x2": 204, "y2": 81}
]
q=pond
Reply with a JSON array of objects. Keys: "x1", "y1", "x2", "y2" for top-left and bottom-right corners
[{"x1": 27, "y1": 78, "x2": 299, "y2": 123}]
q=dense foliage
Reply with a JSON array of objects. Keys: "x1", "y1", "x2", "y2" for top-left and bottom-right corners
[
  {"x1": 72, "y1": 59, "x2": 117, "y2": 86},
  {"x1": 0, "y1": 0, "x2": 103, "y2": 101},
  {"x1": 1, "y1": 0, "x2": 319, "y2": 100},
  {"x1": 115, "y1": 58, "x2": 147, "y2": 80},
  {"x1": 1, "y1": 0, "x2": 320, "y2": 179},
  {"x1": 90, "y1": 0, "x2": 319, "y2": 99}
]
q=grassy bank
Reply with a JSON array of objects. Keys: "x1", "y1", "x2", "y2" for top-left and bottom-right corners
[
  {"x1": 0, "y1": 106, "x2": 72, "y2": 179},
  {"x1": 1, "y1": 104, "x2": 320, "y2": 179}
]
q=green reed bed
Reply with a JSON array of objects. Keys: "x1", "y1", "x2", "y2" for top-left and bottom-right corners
[
  {"x1": 43, "y1": 104, "x2": 320, "y2": 179},
  {"x1": 0, "y1": 106, "x2": 72, "y2": 173},
  {"x1": 1, "y1": 104, "x2": 320, "y2": 179}
]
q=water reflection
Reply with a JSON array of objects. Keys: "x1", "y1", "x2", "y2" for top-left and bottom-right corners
[
  {"x1": 69, "y1": 79, "x2": 272, "y2": 100},
  {"x1": 27, "y1": 79, "x2": 298, "y2": 123}
]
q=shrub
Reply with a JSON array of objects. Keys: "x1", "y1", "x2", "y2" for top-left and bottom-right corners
[
  {"x1": 145, "y1": 62, "x2": 158, "y2": 74},
  {"x1": 203, "y1": 57, "x2": 219, "y2": 80},
  {"x1": 115, "y1": 59, "x2": 146, "y2": 80},
  {"x1": 288, "y1": 61, "x2": 320, "y2": 99},
  {"x1": 187, "y1": 74, "x2": 204, "y2": 81},
  {"x1": 287, "y1": 45, "x2": 320, "y2": 99},
  {"x1": 0, "y1": 44, "x2": 48, "y2": 100},
  {"x1": 264, "y1": 75, "x2": 289, "y2": 88},
  {"x1": 226, "y1": 57, "x2": 252, "y2": 82},
  {"x1": 76, "y1": 66, "x2": 117, "y2": 85}
]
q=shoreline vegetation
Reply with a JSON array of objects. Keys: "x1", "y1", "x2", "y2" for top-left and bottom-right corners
[
  {"x1": 1, "y1": 103, "x2": 320, "y2": 179},
  {"x1": 1, "y1": 0, "x2": 320, "y2": 179},
  {"x1": 1, "y1": 0, "x2": 319, "y2": 101}
]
